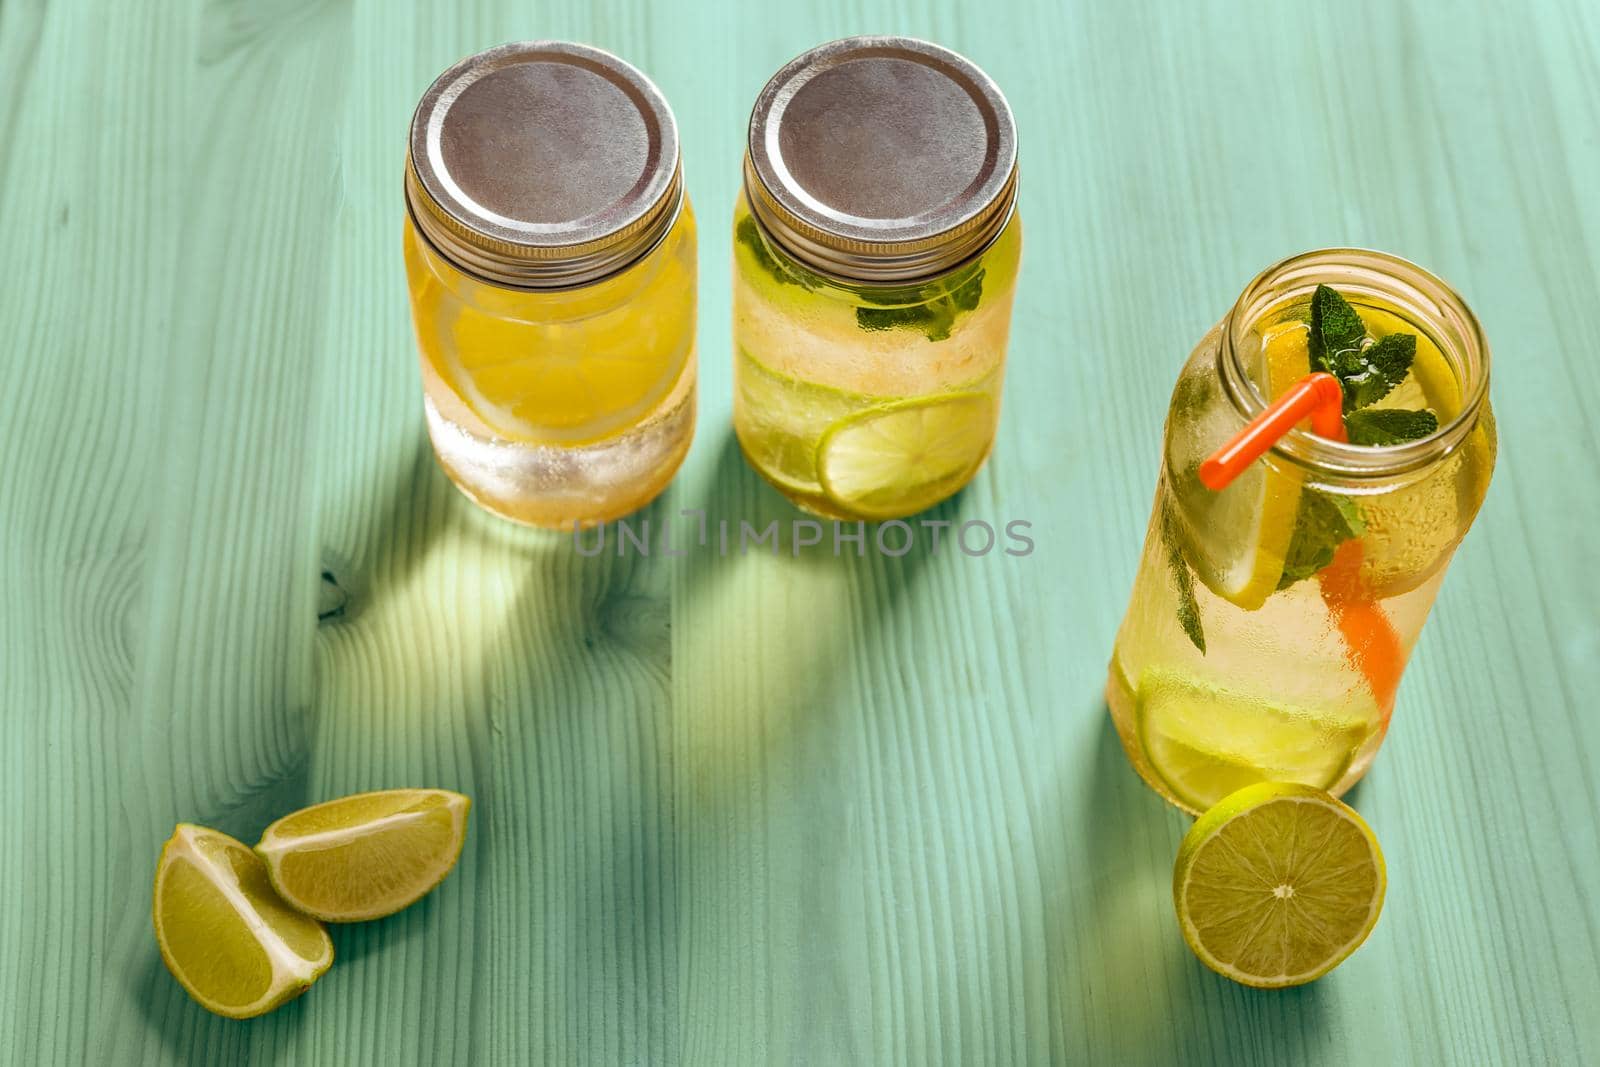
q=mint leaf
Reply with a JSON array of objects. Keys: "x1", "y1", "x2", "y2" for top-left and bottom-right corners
[
  {"x1": 856, "y1": 266, "x2": 985, "y2": 342},
  {"x1": 741, "y1": 214, "x2": 985, "y2": 342},
  {"x1": 1345, "y1": 407, "x2": 1438, "y2": 446},
  {"x1": 1305, "y1": 285, "x2": 1430, "y2": 434},
  {"x1": 1340, "y1": 333, "x2": 1415, "y2": 411},
  {"x1": 948, "y1": 268, "x2": 984, "y2": 312},
  {"x1": 857, "y1": 304, "x2": 941, "y2": 334},
  {"x1": 1361, "y1": 333, "x2": 1415, "y2": 399},
  {"x1": 1277, "y1": 490, "x2": 1366, "y2": 591},
  {"x1": 1308, "y1": 284, "x2": 1365, "y2": 373},
  {"x1": 736, "y1": 215, "x2": 816, "y2": 290},
  {"x1": 1161, "y1": 499, "x2": 1205, "y2": 653}
]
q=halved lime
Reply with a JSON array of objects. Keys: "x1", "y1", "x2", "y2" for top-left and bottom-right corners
[
  {"x1": 153, "y1": 824, "x2": 333, "y2": 1018},
  {"x1": 816, "y1": 392, "x2": 995, "y2": 519},
  {"x1": 1136, "y1": 669, "x2": 1372, "y2": 813},
  {"x1": 1174, "y1": 782, "x2": 1386, "y2": 988},
  {"x1": 256, "y1": 789, "x2": 470, "y2": 922}
]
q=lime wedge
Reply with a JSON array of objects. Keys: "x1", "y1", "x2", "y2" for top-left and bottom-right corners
[
  {"x1": 153, "y1": 824, "x2": 333, "y2": 1018},
  {"x1": 1174, "y1": 782, "x2": 1386, "y2": 987},
  {"x1": 1136, "y1": 669, "x2": 1372, "y2": 813},
  {"x1": 816, "y1": 393, "x2": 995, "y2": 519},
  {"x1": 256, "y1": 789, "x2": 470, "y2": 922},
  {"x1": 1186, "y1": 323, "x2": 1307, "y2": 610}
]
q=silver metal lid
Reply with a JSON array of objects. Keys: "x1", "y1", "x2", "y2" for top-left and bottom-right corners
[
  {"x1": 406, "y1": 41, "x2": 683, "y2": 289},
  {"x1": 744, "y1": 36, "x2": 1018, "y2": 283}
]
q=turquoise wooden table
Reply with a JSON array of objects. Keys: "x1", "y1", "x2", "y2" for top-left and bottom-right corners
[{"x1": 3, "y1": 0, "x2": 1598, "y2": 1063}]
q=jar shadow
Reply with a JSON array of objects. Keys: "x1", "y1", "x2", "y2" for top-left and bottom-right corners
[
  {"x1": 315, "y1": 428, "x2": 481, "y2": 629},
  {"x1": 392, "y1": 425, "x2": 994, "y2": 1060},
  {"x1": 670, "y1": 428, "x2": 955, "y2": 788},
  {"x1": 661, "y1": 429, "x2": 999, "y2": 1060},
  {"x1": 1037, "y1": 707, "x2": 1332, "y2": 1060}
]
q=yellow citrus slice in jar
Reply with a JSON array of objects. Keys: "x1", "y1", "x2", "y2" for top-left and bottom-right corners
[
  {"x1": 816, "y1": 392, "x2": 997, "y2": 519},
  {"x1": 1348, "y1": 312, "x2": 1496, "y2": 598},
  {"x1": 412, "y1": 210, "x2": 696, "y2": 448},
  {"x1": 1134, "y1": 668, "x2": 1375, "y2": 813},
  {"x1": 1184, "y1": 322, "x2": 1308, "y2": 610}
]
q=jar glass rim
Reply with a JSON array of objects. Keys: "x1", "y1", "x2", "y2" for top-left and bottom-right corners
[{"x1": 1219, "y1": 247, "x2": 1491, "y2": 480}]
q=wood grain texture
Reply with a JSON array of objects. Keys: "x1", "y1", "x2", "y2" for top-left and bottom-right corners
[{"x1": 1, "y1": 0, "x2": 1597, "y2": 1064}]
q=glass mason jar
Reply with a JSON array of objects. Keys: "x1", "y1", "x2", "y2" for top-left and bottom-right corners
[
  {"x1": 733, "y1": 37, "x2": 1022, "y2": 520},
  {"x1": 1108, "y1": 249, "x2": 1496, "y2": 815},
  {"x1": 404, "y1": 42, "x2": 696, "y2": 528}
]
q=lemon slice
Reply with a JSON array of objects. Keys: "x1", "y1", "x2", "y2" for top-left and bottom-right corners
[
  {"x1": 256, "y1": 789, "x2": 470, "y2": 922},
  {"x1": 1174, "y1": 782, "x2": 1386, "y2": 987},
  {"x1": 408, "y1": 212, "x2": 695, "y2": 447},
  {"x1": 1136, "y1": 669, "x2": 1373, "y2": 813},
  {"x1": 1360, "y1": 304, "x2": 1459, "y2": 419},
  {"x1": 1354, "y1": 322, "x2": 1496, "y2": 598},
  {"x1": 1185, "y1": 323, "x2": 1308, "y2": 610},
  {"x1": 816, "y1": 393, "x2": 996, "y2": 519},
  {"x1": 153, "y1": 824, "x2": 333, "y2": 1018}
]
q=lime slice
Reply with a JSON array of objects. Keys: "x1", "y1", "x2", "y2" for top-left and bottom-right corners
[
  {"x1": 734, "y1": 345, "x2": 865, "y2": 497},
  {"x1": 1174, "y1": 782, "x2": 1386, "y2": 987},
  {"x1": 1136, "y1": 669, "x2": 1372, "y2": 813},
  {"x1": 256, "y1": 789, "x2": 470, "y2": 922},
  {"x1": 1186, "y1": 323, "x2": 1307, "y2": 610},
  {"x1": 816, "y1": 393, "x2": 995, "y2": 519},
  {"x1": 153, "y1": 824, "x2": 333, "y2": 1018}
]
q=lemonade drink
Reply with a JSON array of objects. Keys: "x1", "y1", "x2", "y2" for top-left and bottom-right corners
[
  {"x1": 734, "y1": 37, "x2": 1022, "y2": 519},
  {"x1": 1108, "y1": 251, "x2": 1496, "y2": 814},
  {"x1": 404, "y1": 42, "x2": 695, "y2": 527},
  {"x1": 733, "y1": 193, "x2": 1021, "y2": 518}
]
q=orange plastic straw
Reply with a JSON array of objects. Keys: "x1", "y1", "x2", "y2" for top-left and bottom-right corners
[
  {"x1": 1199, "y1": 372, "x2": 1346, "y2": 489},
  {"x1": 1197, "y1": 371, "x2": 1404, "y2": 710}
]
